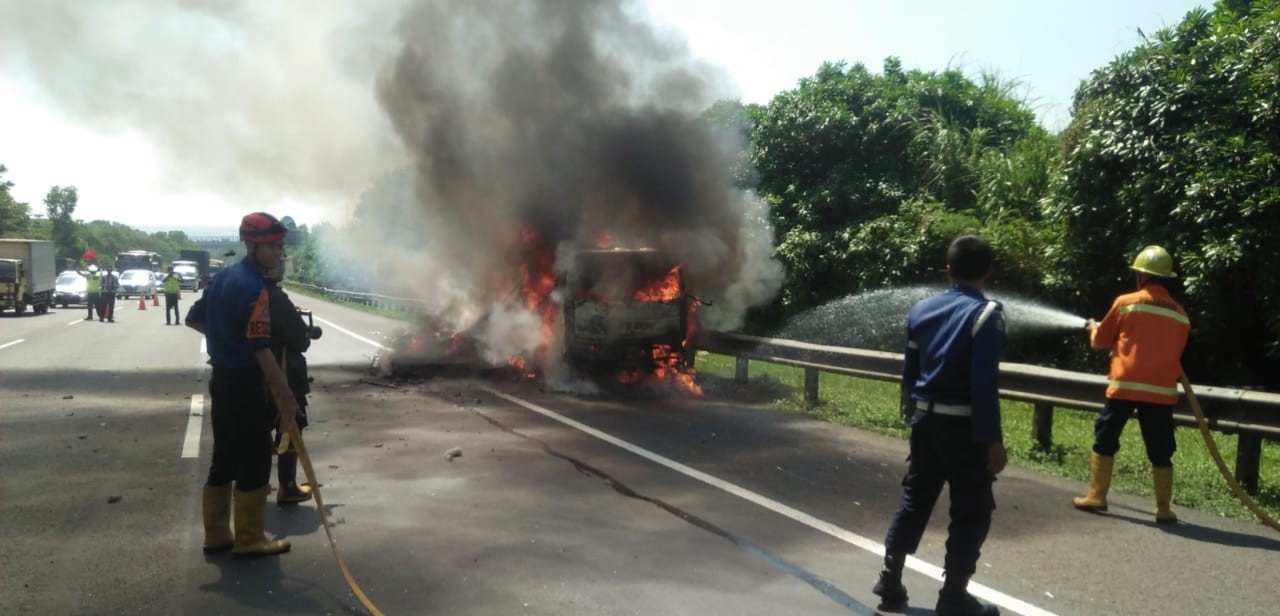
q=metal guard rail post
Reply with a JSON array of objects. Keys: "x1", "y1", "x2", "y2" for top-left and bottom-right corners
[{"x1": 696, "y1": 330, "x2": 1279, "y2": 495}]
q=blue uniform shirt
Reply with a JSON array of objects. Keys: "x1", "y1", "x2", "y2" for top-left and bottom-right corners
[
  {"x1": 902, "y1": 282, "x2": 1005, "y2": 444},
  {"x1": 189, "y1": 257, "x2": 272, "y2": 368}
]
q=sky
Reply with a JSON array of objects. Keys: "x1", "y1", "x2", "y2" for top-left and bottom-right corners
[{"x1": 0, "y1": 0, "x2": 1207, "y2": 232}]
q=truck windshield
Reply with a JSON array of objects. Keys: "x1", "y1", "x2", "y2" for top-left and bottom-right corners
[{"x1": 0, "y1": 261, "x2": 16, "y2": 282}]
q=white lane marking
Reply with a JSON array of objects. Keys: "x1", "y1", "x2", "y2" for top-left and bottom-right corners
[
  {"x1": 181, "y1": 394, "x2": 204, "y2": 459},
  {"x1": 68, "y1": 318, "x2": 84, "y2": 326},
  {"x1": 313, "y1": 316, "x2": 391, "y2": 351},
  {"x1": 0, "y1": 339, "x2": 25, "y2": 351},
  {"x1": 483, "y1": 387, "x2": 1058, "y2": 616},
  {"x1": 200, "y1": 337, "x2": 206, "y2": 355}
]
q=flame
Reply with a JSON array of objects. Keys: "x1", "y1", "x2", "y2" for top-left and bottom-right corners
[
  {"x1": 504, "y1": 228, "x2": 700, "y2": 393},
  {"x1": 507, "y1": 228, "x2": 558, "y2": 375},
  {"x1": 632, "y1": 266, "x2": 683, "y2": 302},
  {"x1": 616, "y1": 344, "x2": 702, "y2": 395}
]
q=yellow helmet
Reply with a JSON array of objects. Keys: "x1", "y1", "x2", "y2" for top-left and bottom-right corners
[{"x1": 1130, "y1": 245, "x2": 1176, "y2": 278}]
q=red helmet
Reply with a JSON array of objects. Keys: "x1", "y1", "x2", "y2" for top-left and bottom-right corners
[{"x1": 239, "y1": 212, "x2": 288, "y2": 243}]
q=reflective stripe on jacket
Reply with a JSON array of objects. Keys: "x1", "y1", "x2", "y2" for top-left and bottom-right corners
[
  {"x1": 1090, "y1": 283, "x2": 1190, "y2": 405},
  {"x1": 902, "y1": 283, "x2": 1006, "y2": 444}
]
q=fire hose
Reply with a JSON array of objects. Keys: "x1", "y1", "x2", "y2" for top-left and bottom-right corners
[
  {"x1": 1179, "y1": 372, "x2": 1280, "y2": 533},
  {"x1": 276, "y1": 351, "x2": 386, "y2": 616}
]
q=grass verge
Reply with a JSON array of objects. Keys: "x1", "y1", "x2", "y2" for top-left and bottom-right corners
[{"x1": 695, "y1": 352, "x2": 1280, "y2": 524}]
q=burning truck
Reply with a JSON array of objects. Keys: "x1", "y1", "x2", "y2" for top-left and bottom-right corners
[
  {"x1": 380, "y1": 245, "x2": 701, "y2": 393},
  {"x1": 558, "y1": 248, "x2": 696, "y2": 378}
]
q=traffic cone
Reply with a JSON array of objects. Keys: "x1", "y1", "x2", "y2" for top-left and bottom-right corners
[
  {"x1": 138, "y1": 295, "x2": 147, "y2": 310},
  {"x1": 153, "y1": 292, "x2": 160, "y2": 307}
]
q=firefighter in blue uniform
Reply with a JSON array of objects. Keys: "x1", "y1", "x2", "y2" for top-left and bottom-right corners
[
  {"x1": 185, "y1": 212, "x2": 301, "y2": 558},
  {"x1": 873, "y1": 235, "x2": 1007, "y2": 616}
]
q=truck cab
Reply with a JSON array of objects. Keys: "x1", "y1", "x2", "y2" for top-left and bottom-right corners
[
  {"x1": 0, "y1": 239, "x2": 56, "y2": 315},
  {"x1": 169, "y1": 260, "x2": 200, "y2": 290},
  {"x1": 559, "y1": 249, "x2": 691, "y2": 373}
]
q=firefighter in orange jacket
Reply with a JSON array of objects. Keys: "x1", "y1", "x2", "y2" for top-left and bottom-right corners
[{"x1": 1073, "y1": 245, "x2": 1190, "y2": 524}]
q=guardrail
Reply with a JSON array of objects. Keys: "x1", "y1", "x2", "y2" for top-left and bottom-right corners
[
  {"x1": 284, "y1": 282, "x2": 428, "y2": 314},
  {"x1": 695, "y1": 330, "x2": 1280, "y2": 496},
  {"x1": 279, "y1": 282, "x2": 1277, "y2": 495}
]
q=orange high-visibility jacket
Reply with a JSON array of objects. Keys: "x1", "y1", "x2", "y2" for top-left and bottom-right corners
[{"x1": 1091, "y1": 284, "x2": 1190, "y2": 405}]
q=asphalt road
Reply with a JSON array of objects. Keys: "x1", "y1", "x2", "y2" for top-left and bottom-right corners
[{"x1": 1, "y1": 293, "x2": 1277, "y2": 616}]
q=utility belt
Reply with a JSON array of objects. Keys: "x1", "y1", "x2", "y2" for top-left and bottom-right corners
[{"x1": 915, "y1": 400, "x2": 972, "y2": 417}]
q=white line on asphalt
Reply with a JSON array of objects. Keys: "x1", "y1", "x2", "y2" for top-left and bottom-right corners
[
  {"x1": 200, "y1": 337, "x2": 206, "y2": 355},
  {"x1": 67, "y1": 318, "x2": 83, "y2": 325},
  {"x1": 0, "y1": 339, "x2": 24, "y2": 351},
  {"x1": 313, "y1": 316, "x2": 391, "y2": 351},
  {"x1": 325, "y1": 326, "x2": 1056, "y2": 616},
  {"x1": 483, "y1": 387, "x2": 1059, "y2": 616},
  {"x1": 181, "y1": 394, "x2": 204, "y2": 459}
]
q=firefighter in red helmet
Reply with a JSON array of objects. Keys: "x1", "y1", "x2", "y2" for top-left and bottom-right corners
[{"x1": 186, "y1": 212, "x2": 301, "y2": 557}]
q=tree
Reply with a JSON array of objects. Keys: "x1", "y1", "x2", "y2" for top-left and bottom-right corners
[
  {"x1": 1044, "y1": 1, "x2": 1280, "y2": 386},
  {"x1": 746, "y1": 58, "x2": 1051, "y2": 319},
  {"x1": 0, "y1": 165, "x2": 33, "y2": 238},
  {"x1": 44, "y1": 185, "x2": 79, "y2": 258}
]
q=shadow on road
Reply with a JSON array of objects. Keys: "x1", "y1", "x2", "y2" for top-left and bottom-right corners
[
  {"x1": 1103, "y1": 506, "x2": 1280, "y2": 550},
  {"x1": 199, "y1": 553, "x2": 364, "y2": 615},
  {"x1": 270, "y1": 500, "x2": 345, "y2": 537}
]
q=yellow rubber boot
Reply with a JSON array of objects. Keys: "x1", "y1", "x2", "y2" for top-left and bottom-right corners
[
  {"x1": 1072, "y1": 453, "x2": 1114, "y2": 512},
  {"x1": 232, "y1": 485, "x2": 291, "y2": 558},
  {"x1": 202, "y1": 484, "x2": 234, "y2": 554},
  {"x1": 1154, "y1": 466, "x2": 1178, "y2": 524}
]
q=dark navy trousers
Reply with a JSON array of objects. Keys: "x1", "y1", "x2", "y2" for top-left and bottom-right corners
[
  {"x1": 884, "y1": 413, "x2": 995, "y2": 577},
  {"x1": 1092, "y1": 398, "x2": 1176, "y2": 467},
  {"x1": 206, "y1": 365, "x2": 274, "y2": 491}
]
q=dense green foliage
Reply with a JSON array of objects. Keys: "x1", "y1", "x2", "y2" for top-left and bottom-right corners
[
  {"x1": 76, "y1": 221, "x2": 202, "y2": 266},
  {"x1": 696, "y1": 1, "x2": 1279, "y2": 388},
  {"x1": 0, "y1": 165, "x2": 35, "y2": 238},
  {"x1": 1046, "y1": 1, "x2": 1280, "y2": 385},
  {"x1": 744, "y1": 59, "x2": 1055, "y2": 313},
  {"x1": 44, "y1": 186, "x2": 78, "y2": 259}
]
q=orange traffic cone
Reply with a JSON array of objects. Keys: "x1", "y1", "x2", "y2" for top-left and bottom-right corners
[
  {"x1": 138, "y1": 295, "x2": 147, "y2": 310},
  {"x1": 153, "y1": 292, "x2": 160, "y2": 307}
]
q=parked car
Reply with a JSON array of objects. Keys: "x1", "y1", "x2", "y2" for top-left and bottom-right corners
[
  {"x1": 55, "y1": 270, "x2": 88, "y2": 307},
  {"x1": 117, "y1": 269, "x2": 157, "y2": 298}
]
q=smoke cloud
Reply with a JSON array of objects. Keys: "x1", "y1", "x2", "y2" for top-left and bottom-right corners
[
  {"x1": 0, "y1": 0, "x2": 405, "y2": 207},
  {"x1": 374, "y1": 0, "x2": 784, "y2": 333},
  {"x1": 2, "y1": 0, "x2": 784, "y2": 344}
]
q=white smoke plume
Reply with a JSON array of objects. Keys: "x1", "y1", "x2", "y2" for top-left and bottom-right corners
[{"x1": 0, "y1": 0, "x2": 405, "y2": 208}]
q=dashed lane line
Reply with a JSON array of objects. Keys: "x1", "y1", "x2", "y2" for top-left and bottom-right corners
[
  {"x1": 181, "y1": 394, "x2": 204, "y2": 459},
  {"x1": 0, "y1": 339, "x2": 25, "y2": 351}
]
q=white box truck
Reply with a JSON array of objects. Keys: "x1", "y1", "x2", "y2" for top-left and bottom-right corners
[{"x1": 0, "y1": 239, "x2": 56, "y2": 315}]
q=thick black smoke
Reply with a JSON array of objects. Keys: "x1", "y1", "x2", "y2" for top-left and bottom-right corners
[{"x1": 375, "y1": 0, "x2": 783, "y2": 341}]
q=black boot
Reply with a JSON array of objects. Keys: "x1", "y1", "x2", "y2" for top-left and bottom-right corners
[
  {"x1": 936, "y1": 574, "x2": 998, "y2": 616},
  {"x1": 872, "y1": 552, "x2": 908, "y2": 607},
  {"x1": 276, "y1": 452, "x2": 312, "y2": 505}
]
